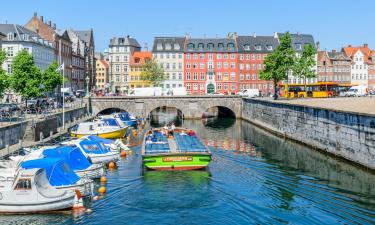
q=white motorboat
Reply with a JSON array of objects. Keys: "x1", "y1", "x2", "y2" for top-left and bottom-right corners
[
  {"x1": 61, "y1": 138, "x2": 119, "y2": 164},
  {"x1": 0, "y1": 159, "x2": 80, "y2": 213},
  {"x1": 1, "y1": 157, "x2": 94, "y2": 197},
  {"x1": 83, "y1": 135, "x2": 131, "y2": 153},
  {"x1": 96, "y1": 114, "x2": 129, "y2": 129},
  {"x1": 69, "y1": 119, "x2": 128, "y2": 139}
]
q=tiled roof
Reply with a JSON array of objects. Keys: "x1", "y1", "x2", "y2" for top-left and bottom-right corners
[
  {"x1": 237, "y1": 35, "x2": 279, "y2": 53},
  {"x1": 98, "y1": 59, "x2": 109, "y2": 68},
  {"x1": 277, "y1": 33, "x2": 315, "y2": 51},
  {"x1": 343, "y1": 45, "x2": 373, "y2": 63},
  {"x1": 130, "y1": 51, "x2": 152, "y2": 65},
  {"x1": 152, "y1": 37, "x2": 185, "y2": 52},
  {"x1": 109, "y1": 36, "x2": 141, "y2": 47},
  {"x1": 0, "y1": 24, "x2": 53, "y2": 47},
  {"x1": 185, "y1": 38, "x2": 237, "y2": 53},
  {"x1": 327, "y1": 51, "x2": 350, "y2": 61}
]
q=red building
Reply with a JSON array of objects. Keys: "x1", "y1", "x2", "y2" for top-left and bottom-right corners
[
  {"x1": 236, "y1": 35, "x2": 277, "y2": 95},
  {"x1": 184, "y1": 37, "x2": 238, "y2": 94}
]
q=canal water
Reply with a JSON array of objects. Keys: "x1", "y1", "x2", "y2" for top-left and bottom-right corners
[{"x1": 1, "y1": 110, "x2": 375, "y2": 224}]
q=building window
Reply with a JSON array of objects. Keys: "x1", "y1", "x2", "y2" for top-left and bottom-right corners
[
  {"x1": 193, "y1": 63, "x2": 197, "y2": 69},
  {"x1": 217, "y1": 54, "x2": 222, "y2": 59},
  {"x1": 200, "y1": 84, "x2": 204, "y2": 90},
  {"x1": 198, "y1": 43, "x2": 204, "y2": 51},
  {"x1": 193, "y1": 83, "x2": 198, "y2": 90},
  {"x1": 187, "y1": 43, "x2": 194, "y2": 51},
  {"x1": 7, "y1": 47, "x2": 13, "y2": 57},
  {"x1": 208, "y1": 53, "x2": 213, "y2": 60},
  {"x1": 217, "y1": 62, "x2": 222, "y2": 69},
  {"x1": 231, "y1": 83, "x2": 236, "y2": 90},
  {"x1": 244, "y1": 45, "x2": 250, "y2": 51},
  {"x1": 178, "y1": 63, "x2": 182, "y2": 69},
  {"x1": 7, "y1": 64, "x2": 12, "y2": 74},
  {"x1": 186, "y1": 83, "x2": 191, "y2": 90},
  {"x1": 240, "y1": 74, "x2": 244, "y2": 80},
  {"x1": 224, "y1": 53, "x2": 228, "y2": 59},
  {"x1": 246, "y1": 74, "x2": 250, "y2": 80},
  {"x1": 178, "y1": 73, "x2": 182, "y2": 80},
  {"x1": 266, "y1": 45, "x2": 273, "y2": 51},
  {"x1": 124, "y1": 65, "x2": 128, "y2": 72},
  {"x1": 240, "y1": 54, "x2": 244, "y2": 60},
  {"x1": 186, "y1": 54, "x2": 190, "y2": 59},
  {"x1": 115, "y1": 65, "x2": 120, "y2": 72},
  {"x1": 230, "y1": 53, "x2": 235, "y2": 59},
  {"x1": 217, "y1": 72, "x2": 222, "y2": 80},
  {"x1": 200, "y1": 63, "x2": 205, "y2": 69},
  {"x1": 200, "y1": 53, "x2": 204, "y2": 59},
  {"x1": 200, "y1": 72, "x2": 205, "y2": 80},
  {"x1": 193, "y1": 73, "x2": 198, "y2": 80},
  {"x1": 295, "y1": 43, "x2": 302, "y2": 50},
  {"x1": 230, "y1": 62, "x2": 236, "y2": 69},
  {"x1": 227, "y1": 43, "x2": 235, "y2": 51},
  {"x1": 252, "y1": 74, "x2": 256, "y2": 80},
  {"x1": 224, "y1": 83, "x2": 228, "y2": 90},
  {"x1": 230, "y1": 72, "x2": 236, "y2": 80},
  {"x1": 186, "y1": 63, "x2": 190, "y2": 69},
  {"x1": 7, "y1": 33, "x2": 14, "y2": 41},
  {"x1": 224, "y1": 62, "x2": 228, "y2": 69},
  {"x1": 193, "y1": 53, "x2": 198, "y2": 59},
  {"x1": 255, "y1": 45, "x2": 261, "y2": 51}
]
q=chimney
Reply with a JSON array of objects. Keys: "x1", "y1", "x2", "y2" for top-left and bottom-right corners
[
  {"x1": 40, "y1": 16, "x2": 43, "y2": 22},
  {"x1": 273, "y1": 32, "x2": 278, "y2": 39},
  {"x1": 33, "y1": 12, "x2": 37, "y2": 17},
  {"x1": 253, "y1": 32, "x2": 256, "y2": 38},
  {"x1": 48, "y1": 20, "x2": 51, "y2": 26},
  {"x1": 144, "y1": 42, "x2": 148, "y2": 51},
  {"x1": 348, "y1": 44, "x2": 352, "y2": 47},
  {"x1": 53, "y1": 23, "x2": 56, "y2": 29},
  {"x1": 364, "y1": 43, "x2": 368, "y2": 48},
  {"x1": 233, "y1": 32, "x2": 237, "y2": 39},
  {"x1": 127, "y1": 35, "x2": 130, "y2": 38},
  {"x1": 316, "y1": 41, "x2": 320, "y2": 51},
  {"x1": 332, "y1": 49, "x2": 336, "y2": 53}
]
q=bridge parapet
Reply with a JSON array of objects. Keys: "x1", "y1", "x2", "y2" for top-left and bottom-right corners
[{"x1": 85, "y1": 96, "x2": 243, "y2": 119}]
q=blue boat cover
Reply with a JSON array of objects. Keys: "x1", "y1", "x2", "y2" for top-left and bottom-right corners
[
  {"x1": 118, "y1": 113, "x2": 136, "y2": 122},
  {"x1": 21, "y1": 158, "x2": 80, "y2": 186},
  {"x1": 102, "y1": 118, "x2": 119, "y2": 126},
  {"x1": 42, "y1": 146, "x2": 91, "y2": 171},
  {"x1": 79, "y1": 139, "x2": 111, "y2": 154},
  {"x1": 86, "y1": 135, "x2": 114, "y2": 144}
]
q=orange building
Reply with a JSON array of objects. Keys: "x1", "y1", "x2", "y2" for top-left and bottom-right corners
[
  {"x1": 95, "y1": 60, "x2": 109, "y2": 91},
  {"x1": 129, "y1": 51, "x2": 152, "y2": 88}
]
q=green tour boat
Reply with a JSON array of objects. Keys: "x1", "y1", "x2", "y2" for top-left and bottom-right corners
[{"x1": 142, "y1": 127, "x2": 211, "y2": 170}]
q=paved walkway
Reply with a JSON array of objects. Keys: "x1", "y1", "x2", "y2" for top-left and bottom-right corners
[{"x1": 268, "y1": 96, "x2": 375, "y2": 116}]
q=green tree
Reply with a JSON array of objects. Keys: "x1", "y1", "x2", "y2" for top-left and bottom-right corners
[
  {"x1": 0, "y1": 50, "x2": 9, "y2": 98},
  {"x1": 42, "y1": 60, "x2": 63, "y2": 92},
  {"x1": 293, "y1": 44, "x2": 317, "y2": 95},
  {"x1": 259, "y1": 32, "x2": 296, "y2": 99},
  {"x1": 140, "y1": 59, "x2": 165, "y2": 87},
  {"x1": 9, "y1": 49, "x2": 43, "y2": 100}
]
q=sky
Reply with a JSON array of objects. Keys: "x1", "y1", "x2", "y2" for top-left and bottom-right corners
[{"x1": 1, "y1": 0, "x2": 374, "y2": 52}]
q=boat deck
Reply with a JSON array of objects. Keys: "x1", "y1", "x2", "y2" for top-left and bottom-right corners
[{"x1": 143, "y1": 128, "x2": 209, "y2": 155}]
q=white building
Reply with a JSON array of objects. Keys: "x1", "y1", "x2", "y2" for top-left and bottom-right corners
[
  {"x1": 349, "y1": 50, "x2": 368, "y2": 86},
  {"x1": 152, "y1": 37, "x2": 185, "y2": 90},
  {"x1": 0, "y1": 24, "x2": 54, "y2": 102},
  {"x1": 108, "y1": 36, "x2": 141, "y2": 94}
]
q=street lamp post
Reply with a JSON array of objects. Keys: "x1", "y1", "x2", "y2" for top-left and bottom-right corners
[{"x1": 85, "y1": 76, "x2": 90, "y2": 97}]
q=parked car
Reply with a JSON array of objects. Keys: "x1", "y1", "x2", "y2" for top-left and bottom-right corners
[
  {"x1": 63, "y1": 92, "x2": 76, "y2": 102},
  {"x1": 369, "y1": 90, "x2": 375, "y2": 96},
  {"x1": 346, "y1": 86, "x2": 368, "y2": 97},
  {"x1": 75, "y1": 90, "x2": 86, "y2": 98},
  {"x1": 237, "y1": 89, "x2": 260, "y2": 98},
  {"x1": 209, "y1": 92, "x2": 224, "y2": 96}
]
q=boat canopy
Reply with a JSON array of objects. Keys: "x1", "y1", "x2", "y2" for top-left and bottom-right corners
[
  {"x1": 101, "y1": 118, "x2": 119, "y2": 126},
  {"x1": 86, "y1": 135, "x2": 114, "y2": 144},
  {"x1": 79, "y1": 139, "x2": 110, "y2": 154},
  {"x1": 20, "y1": 158, "x2": 80, "y2": 186},
  {"x1": 118, "y1": 113, "x2": 135, "y2": 121},
  {"x1": 42, "y1": 146, "x2": 91, "y2": 171}
]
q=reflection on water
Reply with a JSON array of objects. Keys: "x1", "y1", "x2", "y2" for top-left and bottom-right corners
[
  {"x1": 1, "y1": 110, "x2": 375, "y2": 225},
  {"x1": 149, "y1": 107, "x2": 183, "y2": 127}
]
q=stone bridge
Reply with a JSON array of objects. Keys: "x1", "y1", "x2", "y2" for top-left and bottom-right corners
[{"x1": 85, "y1": 96, "x2": 243, "y2": 119}]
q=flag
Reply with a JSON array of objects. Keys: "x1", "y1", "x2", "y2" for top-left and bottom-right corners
[{"x1": 56, "y1": 63, "x2": 64, "y2": 72}]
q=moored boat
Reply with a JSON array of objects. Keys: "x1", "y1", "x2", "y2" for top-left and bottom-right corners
[
  {"x1": 0, "y1": 160, "x2": 81, "y2": 213},
  {"x1": 116, "y1": 112, "x2": 138, "y2": 127},
  {"x1": 61, "y1": 138, "x2": 119, "y2": 164},
  {"x1": 142, "y1": 128, "x2": 211, "y2": 170},
  {"x1": 70, "y1": 118, "x2": 128, "y2": 139}
]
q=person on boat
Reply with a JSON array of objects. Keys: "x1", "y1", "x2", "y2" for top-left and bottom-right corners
[
  {"x1": 188, "y1": 130, "x2": 195, "y2": 136},
  {"x1": 168, "y1": 123, "x2": 175, "y2": 137}
]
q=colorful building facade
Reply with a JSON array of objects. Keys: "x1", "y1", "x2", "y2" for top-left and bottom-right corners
[
  {"x1": 95, "y1": 60, "x2": 109, "y2": 91},
  {"x1": 129, "y1": 51, "x2": 152, "y2": 88}
]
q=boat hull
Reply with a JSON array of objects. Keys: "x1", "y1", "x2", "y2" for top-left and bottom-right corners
[
  {"x1": 76, "y1": 164, "x2": 106, "y2": 179},
  {"x1": 70, "y1": 127, "x2": 127, "y2": 139},
  {"x1": 0, "y1": 195, "x2": 75, "y2": 213},
  {"x1": 142, "y1": 153, "x2": 211, "y2": 171},
  {"x1": 89, "y1": 151, "x2": 119, "y2": 164}
]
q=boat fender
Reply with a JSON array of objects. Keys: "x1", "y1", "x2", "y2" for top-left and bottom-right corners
[
  {"x1": 73, "y1": 190, "x2": 85, "y2": 210},
  {"x1": 171, "y1": 165, "x2": 175, "y2": 169}
]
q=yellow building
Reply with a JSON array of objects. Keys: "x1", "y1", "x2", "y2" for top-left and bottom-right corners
[
  {"x1": 129, "y1": 51, "x2": 152, "y2": 88},
  {"x1": 95, "y1": 60, "x2": 109, "y2": 91}
]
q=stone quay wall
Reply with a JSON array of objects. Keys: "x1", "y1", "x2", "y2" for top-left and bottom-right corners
[
  {"x1": 242, "y1": 98, "x2": 375, "y2": 170},
  {"x1": 0, "y1": 121, "x2": 27, "y2": 150}
]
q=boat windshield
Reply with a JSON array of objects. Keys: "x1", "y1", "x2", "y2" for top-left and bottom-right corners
[
  {"x1": 80, "y1": 139, "x2": 110, "y2": 154},
  {"x1": 102, "y1": 119, "x2": 119, "y2": 126}
]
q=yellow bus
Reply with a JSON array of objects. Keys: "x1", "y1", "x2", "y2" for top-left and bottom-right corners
[{"x1": 280, "y1": 82, "x2": 339, "y2": 98}]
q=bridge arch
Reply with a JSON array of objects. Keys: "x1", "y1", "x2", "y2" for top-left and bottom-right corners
[
  {"x1": 97, "y1": 107, "x2": 128, "y2": 115},
  {"x1": 202, "y1": 105, "x2": 236, "y2": 118}
]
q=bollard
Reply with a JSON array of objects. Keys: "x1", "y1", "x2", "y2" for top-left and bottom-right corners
[
  {"x1": 50, "y1": 131, "x2": 53, "y2": 137},
  {"x1": 40, "y1": 132, "x2": 44, "y2": 141},
  {"x1": 6, "y1": 144, "x2": 9, "y2": 154},
  {"x1": 19, "y1": 139, "x2": 22, "y2": 148}
]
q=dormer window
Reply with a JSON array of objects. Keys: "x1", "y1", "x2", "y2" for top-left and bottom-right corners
[
  {"x1": 198, "y1": 43, "x2": 204, "y2": 51},
  {"x1": 7, "y1": 33, "x2": 14, "y2": 41},
  {"x1": 244, "y1": 44, "x2": 250, "y2": 51},
  {"x1": 295, "y1": 43, "x2": 302, "y2": 50},
  {"x1": 165, "y1": 43, "x2": 172, "y2": 50},
  {"x1": 173, "y1": 43, "x2": 180, "y2": 50},
  {"x1": 207, "y1": 43, "x2": 214, "y2": 51},
  {"x1": 255, "y1": 45, "x2": 261, "y2": 51},
  {"x1": 187, "y1": 43, "x2": 194, "y2": 51},
  {"x1": 218, "y1": 43, "x2": 224, "y2": 51},
  {"x1": 134, "y1": 57, "x2": 140, "y2": 63},
  {"x1": 227, "y1": 43, "x2": 235, "y2": 50},
  {"x1": 22, "y1": 34, "x2": 29, "y2": 41},
  {"x1": 266, "y1": 45, "x2": 273, "y2": 51},
  {"x1": 157, "y1": 43, "x2": 162, "y2": 50}
]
